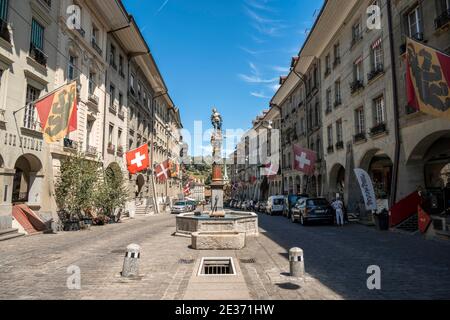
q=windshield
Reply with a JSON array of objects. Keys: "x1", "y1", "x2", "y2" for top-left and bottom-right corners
[
  {"x1": 174, "y1": 202, "x2": 187, "y2": 206},
  {"x1": 307, "y1": 199, "x2": 329, "y2": 207},
  {"x1": 273, "y1": 199, "x2": 284, "y2": 205}
]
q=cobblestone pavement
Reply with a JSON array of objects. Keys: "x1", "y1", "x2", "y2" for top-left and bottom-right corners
[{"x1": 1, "y1": 213, "x2": 450, "y2": 300}]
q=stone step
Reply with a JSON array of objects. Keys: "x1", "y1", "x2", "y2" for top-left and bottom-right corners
[
  {"x1": 0, "y1": 231, "x2": 25, "y2": 242},
  {"x1": 0, "y1": 228, "x2": 20, "y2": 237}
]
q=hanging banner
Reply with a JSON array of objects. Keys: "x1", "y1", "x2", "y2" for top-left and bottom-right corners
[
  {"x1": 354, "y1": 168, "x2": 377, "y2": 211},
  {"x1": 418, "y1": 205, "x2": 432, "y2": 234}
]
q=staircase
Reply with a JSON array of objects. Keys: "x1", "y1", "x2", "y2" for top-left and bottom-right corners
[
  {"x1": 395, "y1": 213, "x2": 419, "y2": 233},
  {"x1": 0, "y1": 228, "x2": 25, "y2": 242},
  {"x1": 135, "y1": 204, "x2": 147, "y2": 215}
]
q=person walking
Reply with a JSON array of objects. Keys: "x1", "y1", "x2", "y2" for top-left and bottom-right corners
[{"x1": 331, "y1": 195, "x2": 345, "y2": 227}]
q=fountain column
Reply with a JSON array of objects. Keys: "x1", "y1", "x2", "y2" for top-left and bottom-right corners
[{"x1": 210, "y1": 108, "x2": 225, "y2": 217}]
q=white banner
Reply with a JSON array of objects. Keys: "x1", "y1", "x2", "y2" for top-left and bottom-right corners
[{"x1": 354, "y1": 168, "x2": 377, "y2": 211}]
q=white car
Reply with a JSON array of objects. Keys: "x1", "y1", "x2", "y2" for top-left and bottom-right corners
[{"x1": 266, "y1": 196, "x2": 286, "y2": 216}]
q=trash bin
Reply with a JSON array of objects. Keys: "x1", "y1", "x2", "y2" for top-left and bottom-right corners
[{"x1": 374, "y1": 209, "x2": 389, "y2": 231}]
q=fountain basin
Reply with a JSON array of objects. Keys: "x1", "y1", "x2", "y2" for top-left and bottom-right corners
[
  {"x1": 175, "y1": 211, "x2": 259, "y2": 237},
  {"x1": 192, "y1": 231, "x2": 245, "y2": 250}
]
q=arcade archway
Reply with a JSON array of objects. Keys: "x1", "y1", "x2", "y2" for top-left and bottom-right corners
[{"x1": 12, "y1": 154, "x2": 43, "y2": 204}]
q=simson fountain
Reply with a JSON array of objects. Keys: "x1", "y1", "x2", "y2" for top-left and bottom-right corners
[{"x1": 176, "y1": 108, "x2": 258, "y2": 249}]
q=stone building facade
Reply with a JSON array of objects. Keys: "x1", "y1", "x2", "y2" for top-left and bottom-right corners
[{"x1": 0, "y1": 0, "x2": 183, "y2": 232}]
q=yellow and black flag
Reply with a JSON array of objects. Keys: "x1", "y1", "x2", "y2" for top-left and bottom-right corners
[
  {"x1": 406, "y1": 38, "x2": 450, "y2": 120},
  {"x1": 35, "y1": 82, "x2": 78, "y2": 143}
]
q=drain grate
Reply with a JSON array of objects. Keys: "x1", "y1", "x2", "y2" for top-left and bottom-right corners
[
  {"x1": 179, "y1": 259, "x2": 195, "y2": 265},
  {"x1": 198, "y1": 257, "x2": 236, "y2": 276},
  {"x1": 240, "y1": 258, "x2": 256, "y2": 264}
]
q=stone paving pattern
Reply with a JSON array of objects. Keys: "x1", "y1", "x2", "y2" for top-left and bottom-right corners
[{"x1": 1, "y1": 213, "x2": 450, "y2": 300}]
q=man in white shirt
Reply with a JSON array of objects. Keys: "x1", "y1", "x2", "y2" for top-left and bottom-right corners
[{"x1": 331, "y1": 195, "x2": 345, "y2": 227}]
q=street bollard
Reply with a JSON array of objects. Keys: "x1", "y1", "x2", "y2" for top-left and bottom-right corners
[
  {"x1": 121, "y1": 244, "x2": 141, "y2": 278},
  {"x1": 289, "y1": 247, "x2": 304, "y2": 278}
]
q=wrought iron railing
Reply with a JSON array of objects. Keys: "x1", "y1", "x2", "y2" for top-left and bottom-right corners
[
  {"x1": 354, "y1": 132, "x2": 366, "y2": 143},
  {"x1": 335, "y1": 141, "x2": 344, "y2": 150},
  {"x1": 85, "y1": 145, "x2": 97, "y2": 156},
  {"x1": 64, "y1": 137, "x2": 78, "y2": 150},
  {"x1": 435, "y1": 9, "x2": 450, "y2": 30},
  {"x1": 91, "y1": 39, "x2": 102, "y2": 56},
  {"x1": 12, "y1": 192, "x2": 28, "y2": 203},
  {"x1": 370, "y1": 123, "x2": 387, "y2": 136},
  {"x1": 350, "y1": 80, "x2": 364, "y2": 94},
  {"x1": 29, "y1": 43, "x2": 48, "y2": 67},
  {"x1": 368, "y1": 63, "x2": 384, "y2": 81}
]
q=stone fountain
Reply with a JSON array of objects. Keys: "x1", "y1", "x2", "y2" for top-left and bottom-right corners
[{"x1": 175, "y1": 108, "x2": 258, "y2": 249}]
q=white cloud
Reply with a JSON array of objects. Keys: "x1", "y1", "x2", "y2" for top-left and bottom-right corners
[
  {"x1": 156, "y1": 0, "x2": 169, "y2": 15},
  {"x1": 238, "y1": 74, "x2": 278, "y2": 84},
  {"x1": 272, "y1": 66, "x2": 290, "y2": 73},
  {"x1": 250, "y1": 91, "x2": 271, "y2": 99}
]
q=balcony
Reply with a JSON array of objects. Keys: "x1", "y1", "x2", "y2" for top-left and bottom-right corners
[
  {"x1": 369, "y1": 123, "x2": 387, "y2": 136},
  {"x1": 435, "y1": 9, "x2": 450, "y2": 30},
  {"x1": 336, "y1": 141, "x2": 344, "y2": 150},
  {"x1": 109, "y1": 103, "x2": 117, "y2": 114},
  {"x1": 350, "y1": 80, "x2": 364, "y2": 94},
  {"x1": 0, "y1": 18, "x2": 11, "y2": 43},
  {"x1": 324, "y1": 68, "x2": 331, "y2": 77},
  {"x1": 327, "y1": 145, "x2": 334, "y2": 154},
  {"x1": 353, "y1": 132, "x2": 367, "y2": 143},
  {"x1": 91, "y1": 39, "x2": 102, "y2": 56},
  {"x1": 118, "y1": 109, "x2": 125, "y2": 120},
  {"x1": 88, "y1": 93, "x2": 99, "y2": 106},
  {"x1": 367, "y1": 64, "x2": 384, "y2": 82},
  {"x1": 12, "y1": 192, "x2": 28, "y2": 204},
  {"x1": 23, "y1": 120, "x2": 41, "y2": 132},
  {"x1": 107, "y1": 143, "x2": 116, "y2": 154},
  {"x1": 64, "y1": 138, "x2": 78, "y2": 151},
  {"x1": 85, "y1": 145, "x2": 97, "y2": 157},
  {"x1": 29, "y1": 43, "x2": 48, "y2": 67}
]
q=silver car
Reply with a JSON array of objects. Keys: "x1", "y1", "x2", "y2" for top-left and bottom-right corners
[{"x1": 171, "y1": 201, "x2": 191, "y2": 214}]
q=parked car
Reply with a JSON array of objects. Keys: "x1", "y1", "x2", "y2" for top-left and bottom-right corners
[
  {"x1": 284, "y1": 194, "x2": 309, "y2": 218},
  {"x1": 266, "y1": 196, "x2": 286, "y2": 216},
  {"x1": 171, "y1": 201, "x2": 191, "y2": 214},
  {"x1": 291, "y1": 198, "x2": 334, "y2": 225},
  {"x1": 186, "y1": 200, "x2": 197, "y2": 211},
  {"x1": 259, "y1": 201, "x2": 268, "y2": 213}
]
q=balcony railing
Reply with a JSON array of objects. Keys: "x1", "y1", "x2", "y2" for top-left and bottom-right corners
[
  {"x1": 370, "y1": 123, "x2": 387, "y2": 136},
  {"x1": 336, "y1": 141, "x2": 344, "y2": 150},
  {"x1": 85, "y1": 145, "x2": 97, "y2": 157},
  {"x1": 367, "y1": 63, "x2": 384, "y2": 81},
  {"x1": 29, "y1": 43, "x2": 48, "y2": 67},
  {"x1": 64, "y1": 138, "x2": 78, "y2": 150},
  {"x1": 0, "y1": 18, "x2": 11, "y2": 43},
  {"x1": 12, "y1": 192, "x2": 28, "y2": 203},
  {"x1": 350, "y1": 80, "x2": 364, "y2": 94},
  {"x1": 88, "y1": 93, "x2": 99, "y2": 105},
  {"x1": 118, "y1": 109, "x2": 125, "y2": 119},
  {"x1": 91, "y1": 39, "x2": 102, "y2": 56},
  {"x1": 23, "y1": 120, "x2": 41, "y2": 132},
  {"x1": 327, "y1": 146, "x2": 334, "y2": 154},
  {"x1": 354, "y1": 132, "x2": 366, "y2": 143},
  {"x1": 109, "y1": 103, "x2": 117, "y2": 114},
  {"x1": 435, "y1": 9, "x2": 450, "y2": 30}
]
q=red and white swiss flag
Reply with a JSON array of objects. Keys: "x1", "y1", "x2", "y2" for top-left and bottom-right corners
[
  {"x1": 126, "y1": 144, "x2": 150, "y2": 174},
  {"x1": 155, "y1": 159, "x2": 171, "y2": 182},
  {"x1": 293, "y1": 144, "x2": 317, "y2": 176}
]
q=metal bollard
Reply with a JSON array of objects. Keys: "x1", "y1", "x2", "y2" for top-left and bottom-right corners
[
  {"x1": 121, "y1": 244, "x2": 141, "y2": 278},
  {"x1": 289, "y1": 247, "x2": 304, "y2": 278}
]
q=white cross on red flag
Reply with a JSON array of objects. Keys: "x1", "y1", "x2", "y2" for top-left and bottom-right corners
[
  {"x1": 126, "y1": 144, "x2": 150, "y2": 174},
  {"x1": 155, "y1": 159, "x2": 171, "y2": 182},
  {"x1": 183, "y1": 182, "x2": 191, "y2": 195},
  {"x1": 293, "y1": 144, "x2": 317, "y2": 176}
]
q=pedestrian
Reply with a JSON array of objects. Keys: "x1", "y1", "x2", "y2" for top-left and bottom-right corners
[{"x1": 331, "y1": 195, "x2": 345, "y2": 227}]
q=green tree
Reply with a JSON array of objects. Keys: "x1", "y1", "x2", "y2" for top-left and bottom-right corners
[
  {"x1": 55, "y1": 151, "x2": 101, "y2": 219},
  {"x1": 95, "y1": 164, "x2": 129, "y2": 217}
]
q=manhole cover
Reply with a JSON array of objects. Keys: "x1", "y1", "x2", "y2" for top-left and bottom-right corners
[
  {"x1": 179, "y1": 259, "x2": 195, "y2": 264},
  {"x1": 240, "y1": 258, "x2": 256, "y2": 264}
]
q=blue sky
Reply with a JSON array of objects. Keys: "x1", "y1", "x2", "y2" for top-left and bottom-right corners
[{"x1": 123, "y1": 0, "x2": 323, "y2": 156}]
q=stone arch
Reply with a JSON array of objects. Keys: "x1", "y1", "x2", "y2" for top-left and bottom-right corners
[
  {"x1": 359, "y1": 148, "x2": 393, "y2": 201},
  {"x1": 329, "y1": 163, "x2": 346, "y2": 197},
  {"x1": 12, "y1": 154, "x2": 43, "y2": 204}
]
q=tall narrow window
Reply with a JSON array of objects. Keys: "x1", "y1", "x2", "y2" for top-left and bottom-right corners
[
  {"x1": 371, "y1": 39, "x2": 383, "y2": 71},
  {"x1": 88, "y1": 72, "x2": 95, "y2": 95},
  {"x1": 0, "y1": 0, "x2": 9, "y2": 21},
  {"x1": 31, "y1": 19, "x2": 44, "y2": 50},
  {"x1": 373, "y1": 96, "x2": 385, "y2": 125},
  {"x1": 407, "y1": 6, "x2": 422, "y2": 39},
  {"x1": 335, "y1": 80, "x2": 341, "y2": 104},
  {"x1": 68, "y1": 55, "x2": 77, "y2": 81},
  {"x1": 336, "y1": 119, "x2": 343, "y2": 143},
  {"x1": 109, "y1": 84, "x2": 115, "y2": 108},
  {"x1": 24, "y1": 85, "x2": 41, "y2": 130},
  {"x1": 327, "y1": 125, "x2": 333, "y2": 147},
  {"x1": 353, "y1": 57, "x2": 363, "y2": 82},
  {"x1": 355, "y1": 107, "x2": 365, "y2": 134}
]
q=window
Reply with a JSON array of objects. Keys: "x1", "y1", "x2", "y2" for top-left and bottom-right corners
[
  {"x1": 110, "y1": 44, "x2": 116, "y2": 68},
  {"x1": 24, "y1": 85, "x2": 41, "y2": 130},
  {"x1": 31, "y1": 18, "x2": 44, "y2": 50},
  {"x1": 355, "y1": 107, "x2": 365, "y2": 134},
  {"x1": 88, "y1": 72, "x2": 95, "y2": 95},
  {"x1": 335, "y1": 80, "x2": 341, "y2": 104},
  {"x1": 138, "y1": 82, "x2": 142, "y2": 99},
  {"x1": 68, "y1": 55, "x2": 77, "y2": 81},
  {"x1": 352, "y1": 21, "x2": 362, "y2": 43},
  {"x1": 407, "y1": 6, "x2": 423, "y2": 39},
  {"x1": 109, "y1": 84, "x2": 115, "y2": 108},
  {"x1": 333, "y1": 42, "x2": 340, "y2": 65},
  {"x1": 118, "y1": 92, "x2": 123, "y2": 109},
  {"x1": 119, "y1": 55, "x2": 124, "y2": 76},
  {"x1": 327, "y1": 125, "x2": 333, "y2": 147},
  {"x1": 373, "y1": 96, "x2": 385, "y2": 125},
  {"x1": 353, "y1": 57, "x2": 363, "y2": 82},
  {"x1": 314, "y1": 102, "x2": 320, "y2": 127},
  {"x1": 371, "y1": 39, "x2": 383, "y2": 71},
  {"x1": 325, "y1": 54, "x2": 331, "y2": 74},
  {"x1": 0, "y1": 0, "x2": 9, "y2": 21},
  {"x1": 326, "y1": 88, "x2": 332, "y2": 113},
  {"x1": 108, "y1": 124, "x2": 114, "y2": 144},
  {"x1": 336, "y1": 120, "x2": 343, "y2": 143},
  {"x1": 92, "y1": 25, "x2": 99, "y2": 44},
  {"x1": 130, "y1": 74, "x2": 135, "y2": 93},
  {"x1": 118, "y1": 128, "x2": 122, "y2": 146}
]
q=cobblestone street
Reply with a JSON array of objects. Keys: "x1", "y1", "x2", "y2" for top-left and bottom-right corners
[{"x1": 1, "y1": 213, "x2": 450, "y2": 300}]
